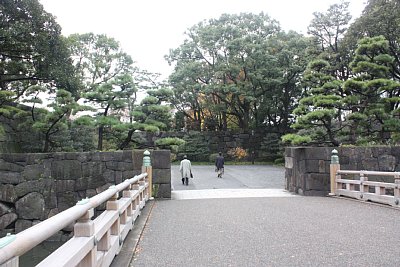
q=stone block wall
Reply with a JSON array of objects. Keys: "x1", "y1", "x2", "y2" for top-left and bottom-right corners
[
  {"x1": 285, "y1": 147, "x2": 400, "y2": 196},
  {"x1": 156, "y1": 130, "x2": 281, "y2": 162},
  {"x1": 1, "y1": 107, "x2": 282, "y2": 161},
  {"x1": 0, "y1": 150, "x2": 171, "y2": 238}
]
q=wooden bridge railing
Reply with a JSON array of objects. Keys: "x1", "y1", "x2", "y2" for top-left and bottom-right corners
[
  {"x1": 330, "y1": 149, "x2": 400, "y2": 207},
  {"x1": 0, "y1": 150, "x2": 153, "y2": 267}
]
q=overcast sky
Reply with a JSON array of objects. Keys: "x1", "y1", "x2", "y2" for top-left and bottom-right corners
[{"x1": 39, "y1": 0, "x2": 367, "y2": 79}]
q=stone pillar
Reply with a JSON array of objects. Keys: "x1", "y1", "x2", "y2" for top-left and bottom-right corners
[{"x1": 330, "y1": 149, "x2": 340, "y2": 195}]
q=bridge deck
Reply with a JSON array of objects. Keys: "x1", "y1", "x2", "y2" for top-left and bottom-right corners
[
  {"x1": 130, "y1": 196, "x2": 399, "y2": 267},
  {"x1": 114, "y1": 165, "x2": 400, "y2": 267}
]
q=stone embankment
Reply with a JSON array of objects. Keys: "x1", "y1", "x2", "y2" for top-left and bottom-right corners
[{"x1": 0, "y1": 150, "x2": 170, "y2": 239}]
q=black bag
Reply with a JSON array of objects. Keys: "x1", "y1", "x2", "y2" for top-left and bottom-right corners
[{"x1": 190, "y1": 171, "x2": 193, "y2": 178}]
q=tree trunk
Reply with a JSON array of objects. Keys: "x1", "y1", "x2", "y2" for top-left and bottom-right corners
[
  {"x1": 222, "y1": 111, "x2": 227, "y2": 131},
  {"x1": 119, "y1": 129, "x2": 134, "y2": 150},
  {"x1": 43, "y1": 136, "x2": 50, "y2": 153},
  {"x1": 98, "y1": 126, "x2": 104, "y2": 151}
]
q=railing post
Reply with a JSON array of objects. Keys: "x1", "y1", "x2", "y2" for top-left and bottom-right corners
[
  {"x1": 395, "y1": 175, "x2": 400, "y2": 206},
  {"x1": 123, "y1": 184, "x2": 133, "y2": 220},
  {"x1": 330, "y1": 149, "x2": 340, "y2": 196},
  {"x1": 106, "y1": 190, "x2": 120, "y2": 238},
  {"x1": 142, "y1": 150, "x2": 153, "y2": 199},
  {"x1": 359, "y1": 172, "x2": 368, "y2": 200},
  {"x1": 74, "y1": 208, "x2": 96, "y2": 267},
  {"x1": 0, "y1": 257, "x2": 18, "y2": 267}
]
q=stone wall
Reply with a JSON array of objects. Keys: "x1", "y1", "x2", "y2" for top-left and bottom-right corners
[
  {"x1": 0, "y1": 106, "x2": 282, "y2": 161},
  {"x1": 285, "y1": 147, "x2": 400, "y2": 196},
  {"x1": 155, "y1": 130, "x2": 281, "y2": 162},
  {"x1": 0, "y1": 104, "x2": 39, "y2": 153},
  {"x1": 0, "y1": 150, "x2": 171, "y2": 238}
]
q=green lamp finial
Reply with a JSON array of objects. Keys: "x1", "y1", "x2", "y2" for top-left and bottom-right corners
[
  {"x1": 331, "y1": 149, "x2": 339, "y2": 164},
  {"x1": 0, "y1": 233, "x2": 16, "y2": 248},
  {"x1": 143, "y1": 150, "x2": 151, "y2": 167}
]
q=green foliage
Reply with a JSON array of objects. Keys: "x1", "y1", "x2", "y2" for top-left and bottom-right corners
[
  {"x1": 178, "y1": 132, "x2": 210, "y2": 162},
  {"x1": 343, "y1": 35, "x2": 400, "y2": 144},
  {"x1": 307, "y1": 1, "x2": 352, "y2": 81},
  {"x1": 155, "y1": 137, "x2": 185, "y2": 153},
  {"x1": 167, "y1": 13, "x2": 308, "y2": 132},
  {"x1": 208, "y1": 153, "x2": 219, "y2": 163},
  {"x1": 143, "y1": 125, "x2": 159, "y2": 133},
  {"x1": 290, "y1": 58, "x2": 342, "y2": 146},
  {"x1": 67, "y1": 33, "x2": 137, "y2": 150},
  {"x1": 130, "y1": 87, "x2": 173, "y2": 144},
  {"x1": 274, "y1": 157, "x2": 285, "y2": 165},
  {"x1": 0, "y1": 0, "x2": 75, "y2": 101},
  {"x1": 141, "y1": 96, "x2": 159, "y2": 105},
  {"x1": 26, "y1": 89, "x2": 86, "y2": 152},
  {"x1": 281, "y1": 134, "x2": 312, "y2": 145},
  {"x1": 3, "y1": 0, "x2": 400, "y2": 152},
  {"x1": 173, "y1": 111, "x2": 185, "y2": 131},
  {"x1": 345, "y1": 0, "x2": 400, "y2": 81},
  {"x1": 68, "y1": 123, "x2": 96, "y2": 151},
  {"x1": 155, "y1": 137, "x2": 185, "y2": 147}
]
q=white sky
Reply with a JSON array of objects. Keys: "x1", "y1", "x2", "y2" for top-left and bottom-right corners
[{"x1": 39, "y1": 0, "x2": 367, "y2": 80}]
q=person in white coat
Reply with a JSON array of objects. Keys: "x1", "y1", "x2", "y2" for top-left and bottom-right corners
[{"x1": 179, "y1": 155, "x2": 192, "y2": 186}]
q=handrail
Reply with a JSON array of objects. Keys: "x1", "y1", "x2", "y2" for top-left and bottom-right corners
[
  {"x1": 0, "y1": 173, "x2": 148, "y2": 265},
  {"x1": 337, "y1": 170, "x2": 400, "y2": 177},
  {"x1": 334, "y1": 167, "x2": 400, "y2": 207}
]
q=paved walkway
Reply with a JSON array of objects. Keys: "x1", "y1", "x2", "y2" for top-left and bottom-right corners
[
  {"x1": 131, "y1": 197, "x2": 400, "y2": 267},
  {"x1": 171, "y1": 165, "x2": 285, "y2": 191},
  {"x1": 172, "y1": 188, "x2": 297, "y2": 200},
  {"x1": 127, "y1": 165, "x2": 400, "y2": 266}
]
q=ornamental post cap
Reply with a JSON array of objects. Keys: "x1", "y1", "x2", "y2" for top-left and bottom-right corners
[
  {"x1": 143, "y1": 150, "x2": 151, "y2": 167},
  {"x1": 331, "y1": 149, "x2": 339, "y2": 164},
  {"x1": 76, "y1": 197, "x2": 90, "y2": 205},
  {"x1": 0, "y1": 233, "x2": 16, "y2": 248}
]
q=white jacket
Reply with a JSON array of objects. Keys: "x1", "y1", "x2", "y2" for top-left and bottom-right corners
[{"x1": 179, "y1": 159, "x2": 192, "y2": 178}]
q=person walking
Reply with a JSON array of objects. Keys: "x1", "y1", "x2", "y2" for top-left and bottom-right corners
[
  {"x1": 215, "y1": 152, "x2": 224, "y2": 178},
  {"x1": 179, "y1": 155, "x2": 192, "y2": 186}
]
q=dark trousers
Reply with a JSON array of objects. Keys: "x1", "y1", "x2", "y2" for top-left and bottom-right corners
[{"x1": 182, "y1": 177, "x2": 189, "y2": 185}]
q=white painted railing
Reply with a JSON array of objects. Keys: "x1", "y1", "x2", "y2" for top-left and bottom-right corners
[
  {"x1": 335, "y1": 170, "x2": 400, "y2": 207},
  {"x1": 330, "y1": 149, "x2": 400, "y2": 208},
  {"x1": 0, "y1": 170, "x2": 152, "y2": 267}
]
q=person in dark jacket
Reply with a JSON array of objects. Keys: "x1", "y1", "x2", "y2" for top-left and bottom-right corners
[{"x1": 215, "y1": 152, "x2": 224, "y2": 178}]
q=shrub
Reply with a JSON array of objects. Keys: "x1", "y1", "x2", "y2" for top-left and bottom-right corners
[
  {"x1": 274, "y1": 157, "x2": 284, "y2": 165},
  {"x1": 155, "y1": 137, "x2": 186, "y2": 158},
  {"x1": 227, "y1": 147, "x2": 248, "y2": 161},
  {"x1": 209, "y1": 153, "x2": 219, "y2": 163},
  {"x1": 155, "y1": 137, "x2": 185, "y2": 148},
  {"x1": 178, "y1": 132, "x2": 210, "y2": 161},
  {"x1": 281, "y1": 133, "x2": 312, "y2": 145}
]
